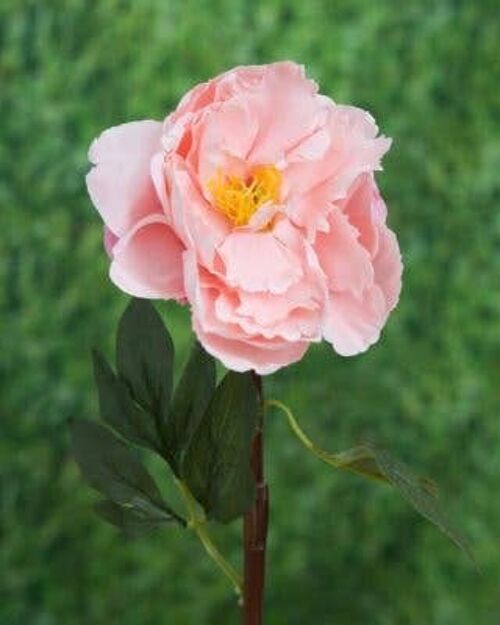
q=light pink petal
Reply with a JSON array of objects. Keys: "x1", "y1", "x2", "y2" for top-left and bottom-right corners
[
  {"x1": 322, "y1": 286, "x2": 387, "y2": 356},
  {"x1": 197, "y1": 98, "x2": 259, "y2": 187},
  {"x1": 162, "y1": 65, "x2": 266, "y2": 151},
  {"x1": 218, "y1": 230, "x2": 303, "y2": 294},
  {"x1": 247, "y1": 203, "x2": 283, "y2": 231},
  {"x1": 235, "y1": 223, "x2": 327, "y2": 325},
  {"x1": 216, "y1": 288, "x2": 322, "y2": 342},
  {"x1": 170, "y1": 63, "x2": 285, "y2": 124},
  {"x1": 217, "y1": 229, "x2": 325, "y2": 341},
  {"x1": 193, "y1": 319, "x2": 309, "y2": 374},
  {"x1": 164, "y1": 81, "x2": 217, "y2": 127},
  {"x1": 237, "y1": 286, "x2": 318, "y2": 327},
  {"x1": 183, "y1": 249, "x2": 310, "y2": 374},
  {"x1": 286, "y1": 178, "x2": 333, "y2": 239},
  {"x1": 373, "y1": 225, "x2": 403, "y2": 311},
  {"x1": 109, "y1": 215, "x2": 185, "y2": 300},
  {"x1": 284, "y1": 106, "x2": 391, "y2": 235},
  {"x1": 340, "y1": 174, "x2": 379, "y2": 256},
  {"x1": 246, "y1": 62, "x2": 321, "y2": 164},
  {"x1": 284, "y1": 106, "x2": 390, "y2": 195},
  {"x1": 103, "y1": 227, "x2": 119, "y2": 258},
  {"x1": 315, "y1": 207, "x2": 374, "y2": 298},
  {"x1": 150, "y1": 152, "x2": 170, "y2": 216},
  {"x1": 325, "y1": 106, "x2": 392, "y2": 197},
  {"x1": 86, "y1": 120, "x2": 163, "y2": 236},
  {"x1": 168, "y1": 158, "x2": 229, "y2": 267},
  {"x1": 162, "y1": 111, "x2": 198, "y2": 158},
  {"x1": 286, "y1": 127, "x2": 331, "y2": 162},
  {"x1": 340, "y1": 174, "x2": 402, "y2": 310},
  {"x1": 213, "y1": 64, "x2": 268, "y2": 101}
]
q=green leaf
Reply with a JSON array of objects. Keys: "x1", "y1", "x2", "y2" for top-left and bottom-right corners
[
  {"x1": 70, "y1": 419, "x2": 183, "y2": 525},
  {"x1": 165, "y1": 341, "x2": 216, "y2": 473},
  {"x1": 116, "y1": 298, "x2": 174, "y2": 421},
  {"x1": 94, "y1": 500, "x2": 180, "y2": 537},
  {"x1": 268, "y1": 400, "x2": 476, "y2": 567},
  {"x1": 334, "y1": 444, "x2": 438, "y2": 495},
  {"x1": 92, "y1": 349, "x2": 160, "y2": 452},
  {"x1": 335, "y1": 443, "x2": 475, "y2": 564},
  {"x1": 182, "y1": 371, "x2": 258, "y2": 523}
]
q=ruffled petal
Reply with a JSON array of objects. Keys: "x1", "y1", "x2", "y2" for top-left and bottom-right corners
[
  {"x1": 246, "y1": 62, "x2": 320, "y2": 164},
  {"x1": 284, "y1": 106, "x2": 391, "y2": 235},
  {"x1": 196, "y1": 98, "x2": 259, "y2": 187},
  {"x1": 315, "y1": 207, "x2": 374, "y2": 298},
  {"x1": 217, "y1": 228, "x2": 303, "y2": 294},
  {"x1": 322, "y1": 286, "x2": 387, "y2": 356},
  {"x1": 340, "y1": 174, "x2": 380, "y2": 257},
  {"x1": 168, "y1": 158, "x2": 230, "y2": 267},
  {"x1": 183, "y1": 250, "x2": 309, "y2": 374},
  {"x1": 339, "y1": 174, "x2": 402, "y2": 311}
]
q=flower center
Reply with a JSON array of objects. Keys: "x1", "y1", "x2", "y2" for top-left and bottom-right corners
[{"x1": 208, "y1": 165, "x2": 281, "y2": 226}]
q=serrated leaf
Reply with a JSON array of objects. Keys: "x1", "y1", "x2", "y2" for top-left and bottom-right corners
[
  {"x1": 335, "y1": 443, "x2": 475, "y2": 564},
  {"x1": 165, "y1": 341, "x2": 216, "y2": 473},
  {"x1": 116, "y1": 299, "x2": 173, "y2": 422},
  {"x1": 71, "y1": 419, "x2": 182, "y2": 524},
  {"x1": 334, "y1": 445, "x2": 439, "y2": 496},
  {"x1": 94, "y1": 500, "x2": 181, "y2": 537},
  {"x1": 182, "y1": 371, "x2": 258, "y2": 523},
  {"x1": 92, "y1": 349, "x2": 160, "y2": 452}
]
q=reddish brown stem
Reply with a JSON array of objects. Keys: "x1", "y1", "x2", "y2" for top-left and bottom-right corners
[{"x1": 243, "y1": 373, "x2": 269, "y2": 625}]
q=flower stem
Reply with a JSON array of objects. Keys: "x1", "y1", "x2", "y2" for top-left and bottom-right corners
[
  {"x1": 243, "y1": 373, "x2": 269, "y2": 625},
  {"x1": 175, "y1": 478, "x2": 243, "y2": 596}
]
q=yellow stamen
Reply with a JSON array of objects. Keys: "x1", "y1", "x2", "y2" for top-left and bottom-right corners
[{"x1": 208, "y1": 165, "x2": 281, "y2": 226}]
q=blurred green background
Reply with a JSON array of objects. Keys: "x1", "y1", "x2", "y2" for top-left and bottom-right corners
[{"x1": 1, "y1": 1, "x2": 499, "y2": 623}]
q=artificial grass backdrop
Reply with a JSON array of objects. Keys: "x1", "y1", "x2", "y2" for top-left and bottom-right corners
[{"x1": 1, "y1": 1, "x2": 499, "y2": 623}]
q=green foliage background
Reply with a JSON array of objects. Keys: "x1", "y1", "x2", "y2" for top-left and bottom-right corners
[{"x1": 1, "y1": 1, "x2": 499, "y2": 623}]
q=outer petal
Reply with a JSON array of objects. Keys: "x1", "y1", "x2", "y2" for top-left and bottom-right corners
[
  {"x1": 109, "y1": 215, "x2": 185, "y2": 300},
  {"x1": 373, "y1": 225, "x2": 403, "y2": 311},
  {"x1": 324, "y1": 106, "x2": 392, "y2": 201},
  {"x1": 340, "y1": 174, "x2": 403, "y2": 311},
  {"x1": 86, "y1": 121, "x2": 163, "y2": 236},
  {"x1": 150, "y1": 152, "x2": 170, "y2": 215},
  {"x1": 322, "y1": 286, "x2": 387, "y2": 356},
  {"x1": 340, "y1": 174, "x2": 380, "y2": 257},
  {"x1": 103, "y1": 226, "x2": 119, "y2": 258},
  {"x1": 193, "y1": 320, "x2": 309, "y2": 374},
  {"x1": 315, "y1": 207, "x2": 374, "y2": 298}
]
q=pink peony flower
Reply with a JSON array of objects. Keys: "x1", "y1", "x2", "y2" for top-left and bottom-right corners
[{"x1": 86, "y1": 62, "x2": 402, "y2": 374}]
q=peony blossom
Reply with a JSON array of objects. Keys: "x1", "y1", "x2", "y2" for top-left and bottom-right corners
[{"x1": 86, "y1": 61, "x2": 402, "y2": 374}]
